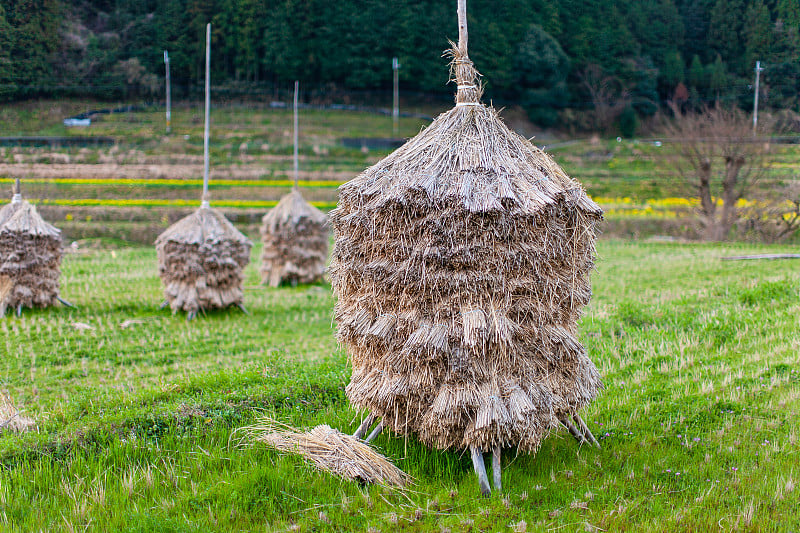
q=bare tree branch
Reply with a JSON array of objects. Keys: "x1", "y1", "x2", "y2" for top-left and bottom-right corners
[{"x1": 662, "y1": 104, "x2": 773, "y2": 241}]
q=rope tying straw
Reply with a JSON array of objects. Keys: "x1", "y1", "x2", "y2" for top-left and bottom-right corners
[
  {"x1": 12, "y1": 178, "x2": 22, "y2": 203},
  {"x1": 450, "y1": 0, "x2": 483, "y2": 105}
]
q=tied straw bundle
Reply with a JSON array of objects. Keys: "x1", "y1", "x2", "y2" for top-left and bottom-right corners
[
  {"x1": 260, "y1": 84, "x2": 329, "y2": 287},
  {"x1": 0, "y1": 178, "x2": 67, "y2": 316},
  {"x1": 236, "y1": 418, "x2": 411, "y2": 488},
  {"x1": 329, "y1": 0, "x2": 603, "y2": 496},
  {"x1": 155, "y1": 24, "x2": 251, "y2": 320}
]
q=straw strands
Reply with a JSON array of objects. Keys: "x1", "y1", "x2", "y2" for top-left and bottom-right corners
[
  {"x1": 0, "y1": 185, "x2": 62, "y2": 316},
  {"x1": 260, "y1": 189, "x2": 329, "y2": 287},
  {"x1": 239, "y1": 418, "x2": 411, "y2": 488},
  {"x1": 329, "y1": 45, "x2": 603, "y2": 456},
  {"x1": 0, "y1": 392, "x2": 35, "y2": 433},
  {"x1": 155, "y1": 207, "x2": 252, "y2": 316}
]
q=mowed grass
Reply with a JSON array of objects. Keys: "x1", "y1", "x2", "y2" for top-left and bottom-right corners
[{"x1": 1, "y1": 239, "x2": 800, "y2": 532}]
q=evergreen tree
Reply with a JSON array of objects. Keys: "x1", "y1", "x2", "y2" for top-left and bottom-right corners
[
  {"x1": 662, "y1": 50, "x2": 685, "y2": 88},
  {"x1": 744, "y1": 0, "x2": 772, "y2": 70},
  {"x1": 708, "y1": 0, "x2": 746, "y2": 69},
  {"x1": 0, "y1": 3, "x2": 14, "y2": 100},
  {"x1": 513, "y1": 24, "x2": 570, "y2": 126},
  {"x1": 689, "y1": 54, "x2": 706, "y2": 90},
  {"x1": 708, "y1": 54, "x2": 727, "y2": 102}
]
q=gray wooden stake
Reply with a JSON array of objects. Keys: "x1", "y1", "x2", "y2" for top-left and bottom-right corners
[
  {"x1": 57, "y1": 297, "x2": 76, "y2": 309},
  {"x1": 293, "y1": 80, "x2": 299, "y2": 189},
  {"x1": 492, "y1": 446, "x2": 502, "y2": 491},
  {"x1": 573, "y1": 414, "x2": 600, "y2": 448},
  {"x1": 365, "y1": 421, "x2": 383, "y2": 443},
  {"x1": 353, "y1": 413, "x2": 376, "y2": 439},
  {"x1": 562, "y1": 416, "x2": 587, "y2": 445},
  {"x1": 201, "y1": 23, "x2": 211, "y2": 208},
  {"x1": 470, "y1": 446, "x2": 491, "y2": 497}
]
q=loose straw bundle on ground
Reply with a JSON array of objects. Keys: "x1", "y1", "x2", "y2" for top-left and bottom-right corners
[
  {"x1": 0, "y1": 392, "x2": 35, "y2": 433},
  {"x1": 240, "y1": 419, "x2": 411, "y2": 487},
  {"x1": 260, "y1": 189, "x2": 329, "y2": 286},
  {"x1": 0, "y1": 191, "x2": 62, "y2": 315},
  {"x1": 155, "y1": 207, "x2": 252, "y2": 316},
  {"x1": 329, "y1": 43, "x2": 603, "y2": 456}
]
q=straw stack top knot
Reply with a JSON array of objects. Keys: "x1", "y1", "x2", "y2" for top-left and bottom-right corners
[
  {"x1": 12, "y1": 178, "x2": 22, "y2": 204},
  {"x1": 448, "y1": 44, "x2": 483, "y2": 105}
]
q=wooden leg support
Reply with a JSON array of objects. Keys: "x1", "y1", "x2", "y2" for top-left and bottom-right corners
[
  {"x1": 186, "y1": 310, "x2": 197, "y2": 322},
  {"x1": 57, "y1": 297, "x2": 76, "y2": 309},
  {"x1": 159, "y1": 300, "x2": 169, "y2": 310},
  {"x1": 236, "y1": 303, "x2": 250, "y2": 315},
  {"x1": 470, "y1": 446, "x2": 491, "y2": 497},
  {"x1": 353, "y1": 413, "x2": 376, "y2": 439},
  {"x1": 561, "y1": 416, "x2": 587, "y2": 445},
  {"x1": 365, "y1": 421, "x2": 383, "y2": 443},
  {"x1": 16, "y1": 305, "x2": 22, "y2": 317},
  {"x1": 492, "y1": 446, "x2": 502, "y2": 491},
  {"x1": 573, "y1": 414, "x2": 600, "y2": 448}
]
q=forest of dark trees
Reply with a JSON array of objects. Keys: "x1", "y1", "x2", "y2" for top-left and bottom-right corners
[{"x1": 2, "y1": 0, "x2": 800, "y2": 131}]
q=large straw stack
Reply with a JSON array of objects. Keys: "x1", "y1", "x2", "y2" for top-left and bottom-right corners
[
  {"x1": 155, "y1": 207, "x2": 252, "y2": 319},
  {"x1": 329, "y1": 4, "x2": 602, "y2": 495},
  {"x1": 0, "y1": 182, "x2": 62, "y2": 316},
  {"x1": 260, "y1": 189, "x2": 328, "y2": 286}
]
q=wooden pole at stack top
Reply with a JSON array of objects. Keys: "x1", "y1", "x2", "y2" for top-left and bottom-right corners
[
  {"x1": 164, "y1": 50, "x2": 171, "y2": 134},
  {"x1": 457, "y1": 0, "x2": 467, "y2": 52},
  {"x1": 202, "y1": 23, "x2": 211, "y2": 208},
  {"x1": 392, "y1": 57, "x2": 399, "y2": 137},
  {"x1": 12, "y1": 178, "x2": 22, "y2": 203},
  {"x1": 293, "y1": 80, "x2": 299, "y2": 189}
]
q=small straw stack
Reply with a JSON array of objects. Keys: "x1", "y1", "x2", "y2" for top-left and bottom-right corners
[
  {"x1": 329, "y1": 34, "x2": 603, "y2": 456},
  {"x1": 155, "y1": 208, "x2": 251, "y2": 316},
  {"x1": 260, "y1": 189, "x2": 329, "y2": 286},
  {"x1": 260, "y1": 81, "x2": 329, "y2": 287},
  {"x1": 240, "y1": 418, "x2": 411, "y2": 487},
  {"x1": 155, "y1": 23, "x2": 252, "y2": 319},
  {"x1": 0, "y1": 179, "x2": 62, "y2": 315}
]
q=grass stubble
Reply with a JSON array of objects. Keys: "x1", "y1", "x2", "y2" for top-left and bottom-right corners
[{"x1": 0, "y1": 239, "x2": 797, "y2": 531}]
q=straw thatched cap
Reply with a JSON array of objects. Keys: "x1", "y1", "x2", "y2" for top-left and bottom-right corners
[
  {"x1": 261, "y1": 188, "x2": 327, "y2": 232},
  {"x1": 0, "y1": 202, "x2": 21, "y2": 229},
  {"x1": 0, "y1": 183, "x2": 25, "y2": 229},
  {"x1": 330, "y1": 46, "x2": 603, "y2": 457},
  {"x1": 156, "y1": 207, "x2": 252, "y2": 247},
  {"x1": 0, "y1": 202, "x2": 61, "y2": 238},
  {"x1": 337, "y1": 48, "x2": 601, "y2": 218}
]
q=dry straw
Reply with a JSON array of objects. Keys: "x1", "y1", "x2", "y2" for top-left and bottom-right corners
[
  {"x1": 0, "y1": 179, "x2": 63, "y2": 316},
  {"x1": 0, "y1": 392, "x2": 35, "y2": 433},
  {"x1": 260, "y1": 188, "x2": 329, "y2": 286},
  {"x1": 155, "y1": 207, "x2": 252, "y2": 318},
  {"x1": 238, "y1": 418, "x2": 411, "y2": 488},
  {"x1": 261, "y1": 82, "x2": 329, "y2": 287},
  {"x1": 329, "y1": 0, "x2": 603, "y2": 495},
  {"x1": 155, "y1": 25, "x2": 252, "y2": 319}
]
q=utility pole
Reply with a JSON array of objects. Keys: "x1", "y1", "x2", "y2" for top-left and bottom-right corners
[
  {"x1": 164, "y1": 50, "x2": 171, "y2": 134},
  {"x1": 753, "y1": 60, "x2": 763, "y2": 135},
  {"x1": 392, "y1": 57, "x2": 400, "y2": 137}
]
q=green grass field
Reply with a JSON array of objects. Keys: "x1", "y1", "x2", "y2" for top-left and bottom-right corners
[{"x1": 2, "y1": 239, "x2": 799, "y2": 531}]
